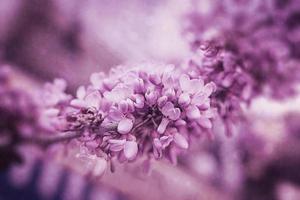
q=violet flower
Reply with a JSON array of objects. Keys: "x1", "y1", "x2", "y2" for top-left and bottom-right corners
[
  {"x1": 183, "y1": 0, "x2": 300, "y2": 135},
  {"x1": 0, "y1": 67, "x2": 40, "y2": 169},
  {"x1": 47, "y1": 63, "x2": 216, "y2": 174},
  {"x1": 0, "y1": 67, "x2": 78, "y2": 170}
]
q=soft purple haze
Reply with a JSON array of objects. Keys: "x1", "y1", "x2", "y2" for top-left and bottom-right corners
[{"x1": 1, "y1": 0, "x2": 300, "y2": 200}]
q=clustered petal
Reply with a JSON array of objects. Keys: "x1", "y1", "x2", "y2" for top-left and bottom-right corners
[
  {"x1": 0, "y1": 67, "x2": 50, "y2": 169},
  {"x1": 183, "y1": 0, "x2": 300, "y2": 135},
  {"x1": 50, "y1": 63, "x2": 216, "y2": 171}
]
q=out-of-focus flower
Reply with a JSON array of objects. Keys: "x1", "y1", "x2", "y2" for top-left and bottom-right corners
[
  {"x1": 0, "y1": 67, "x2": 39, "y2": 169},
  {"x1": 284, "y1": 112, "x2": 300, "y2": 139},
  {"x1": 183, "y1": 0, "x2": 300, "y2": 135},
  {"x1": 0, "y1": 66, "x2": 74, "y2": 170}
]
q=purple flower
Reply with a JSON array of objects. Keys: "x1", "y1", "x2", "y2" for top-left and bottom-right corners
[
  {"x1": 123, "y1": 140, "x2": 138, "y2": 160},
  {"x1": 117, "y1": 118, "x2": 134, "y2": 134},
  {"x1": 173, "y1": 132, "x2": 189, "y2": 149},
  {"x1": 0, "y1": 67, "x2": 58, "y2": 169},
  {"x1": 49, "y1": 63, "x2": 216, "y2": 172},
  {"x1": 43, "y1": 79, "x2": 71, "y2": 107},
  {"x1": 182, "y1": 0, "x2": 300, "y2": 135},
  {"x1": 161, "y1": 102, "x2": 181, "y2": 121},
  {"x1": 70, "y1": 86, "x2": 102, "y2": 109}
]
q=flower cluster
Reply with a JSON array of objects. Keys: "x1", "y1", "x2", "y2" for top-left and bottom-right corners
[
  {"x1": 185, "y1": 0, "x2": 300, "y2": 98},
  {"x1": 48, "y1": 63, "x2": 216, "y2": 172},
  {"x1": 38, "y1": 78, "x2": 72, "y2": 133},
  {"x1": 0, "y1": 67, "x2": 40, "y2": 169},
  {"x1": 184, "y1": 42, "x2": 252, "y2": 135},
  {"x1": 183, "y1": 0, "x2": 300, "y2": 134},
  {"x1": 0, "y1": 67, "x2": 38, "y2": 139},
  {"x1": 0, "y1": 66, "x2": 76, "y2": 170}
]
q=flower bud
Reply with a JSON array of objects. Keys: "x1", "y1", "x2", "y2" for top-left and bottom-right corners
[
  {"x1": 186, "y1": 105, "x2": 201, "y2": 119},
  {"x1": 117, "y1": 118, "x2": 133, "y2": 134},
  {"x1": 124, "y1": 141, "x2": 138, "y2": 160},
  {"x1": 174, "y1": 133, "x2": 189, "y2": 149}
]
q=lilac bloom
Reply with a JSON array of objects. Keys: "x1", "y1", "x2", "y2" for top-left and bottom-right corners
[{"x1": 42, "y1": 63, "x2": 216, "y2": 174}]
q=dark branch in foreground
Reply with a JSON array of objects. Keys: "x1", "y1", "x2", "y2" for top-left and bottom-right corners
[{"x1": 20, "y1": 131, "x2": 82, "y2": 147}]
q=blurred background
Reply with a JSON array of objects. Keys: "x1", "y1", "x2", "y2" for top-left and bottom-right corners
[
  {"x1": 1, "y1": 0, "x2": 300, "y2": 200},
  {"x1": 0, "y1": 0, "x2": 189, "y2": 89}
]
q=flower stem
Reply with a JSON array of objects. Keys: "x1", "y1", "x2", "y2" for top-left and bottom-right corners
[
  {"x1": 131, "y1": 117, "x2": 151, "y2": 132},
  {"x1": 21, "y1": 131, "x2": 82, "y2": 147}
]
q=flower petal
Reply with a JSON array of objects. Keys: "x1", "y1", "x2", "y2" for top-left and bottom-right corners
[
  {"x1": 145, "y1": 89, "x2": 158, "y2": 106},
  {"x1": 203, "y1": 82, "x2": 216, "y2": 97},
  {"x1": 153, "y1": 138, "x2": 163, "y2": 159},
  {"x1": 44, "y1": 108, "x2": 60, "y2": 117},
  {"x1": 76, "y1": 86, "x2": 86, "y2": 99},
  {"x1": 191, "y1": 92, "x2": 206, "y2": 106},
  {"x1": 161, "y1": 101, "x2": 174, "y2": 114},
  {"x1": 180, "y1": 74, "x2": 204, "y2": 94},
  {"x1": 179, "y1": 93, "x2": 191, "y2": 106},
  {"x1": 109, "y1": 139, "x2": 126, "y2": 151},
  {"x1": 157, "y1": 117, "x2": 169, "y2": 134},
  {"x1": 118, "y1": 100, "x2": 129, "y2": 113},
  {"x1": 169, "y1": 108, "x2": 181, "y2": 120},
  {"x1": 133, "y1": 94, "x2": 145, "y2": 108},
  {"x1": 85, "y1": 91, "x2": 101, "y2": 109},
  {"x1": 190, "y1": 79, "x2": 204, "y2": 93},
  {"x1": 175, "y1": 119, "x2": 187, "y2": 126},
  {"x1": 92, "y1": 158, "x2": 107, "y2": 177},
  {"x1": 108, "y1": 107, "x2": 124, "y2": 121},
  {"x1": 70, "y1": 99, "x2": 86, "y2": 108},
  {"x1": 104, "y1": 84, "x2": 132, "y2": 103},
  {"x1": 174, "y1": 133, "x2": 189, "y2": 149},
  {"x1": 160, "y1": 135, "x2": 173, "y2": 148},
  {"x1": 179, "y1": 74, "x2": 191, "y2": 92},
  {"x1": 117, "y1": 118, "x2": 133, "y2": 134},
  {"x1": 197, "y1": 117, "x2": 213, "y2": 129},
  {"x1": 90, "y1": 72, "x2": 105, "y2": 88},
  {"x1": 157, "y1": 96, "x2": 168, "y2": 108},
  {"x1": 186, "y1": 105, "x2": 201, "y2": 119},
  {"x1": 124, "y1": 141, "x2": 138, "y2": 160}
]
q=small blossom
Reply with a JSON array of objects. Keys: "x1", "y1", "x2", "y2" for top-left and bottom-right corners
[
  {"x1": 109, "y1": 139, "x2": 126, "y2": 152},
  {"x1": 161, "y1": 102, "x2": 181, "y2": 121},
  {"x1": 173, "y1": 132, "x2": 189, "y2": 149},
  {"x1": 132, "y1": 94, "x2": 145, "y2": 108},
  {"x1": 92, "y1": 157, "x2": 107, "y2": 177},
  {"x1": 186, "y1": 105, "x2": 201, "y2": 120},
  {"x1": 180, "y1": 74, "x2": 204, "y2": 94},
  {"x1": 178, "y1": 93, "x2": 191, "y2": 107},
  {"x1": 159, "y1": 135, "x2": 174, "y2": 148},
  {"x1": 43, "y1": 78, "x2": 71, "y2": 106},
  {"x1": 145, "y1": 89, "x2": 158, "y2": 106},
  {"x1": 197, "y1": 117, "x2": 213, "y2": 129},
  {"x1": 157, "y1": 118, "x2": 170, "y2": 134},
  {"x1": 117, "y1": 118, "x2": 134, "y2": 134},
  {"x1": 124, "y1": 140, "x2": 138, "y2": 160},
  {"x1": 103, "y1": 84, "x2": 133, "y2": 103},
  {"x1": 71, "y1": 87, "x2": 102, "y2": 109}
]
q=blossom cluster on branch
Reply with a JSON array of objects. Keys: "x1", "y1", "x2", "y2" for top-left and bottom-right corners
[
  {"x1": 1, "y1": 0, "x2": 300, "y2": 178},
  {"x1": 0, "y1": 67, "x2": 40, "y2": 169},
  {"x1": 41, "y1": 63, "x2": 216, "y2": 174},
  {"x1": 183, "y1": 0, "x2": 300, "y2": 135}
]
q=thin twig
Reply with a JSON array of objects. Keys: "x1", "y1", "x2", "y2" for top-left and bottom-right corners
[
  {"x1": 131, "y1": 117, "x2": 151, "y2": 132},
  {"x1": 20, "y1": 118, "x2": 152, "y2": 148},
  {"x1": 21, "y1": 131, "x2": 82, "y2": 147},
  {"x1": 20, "y1": 126, "x2": 117, "y2": 148}
]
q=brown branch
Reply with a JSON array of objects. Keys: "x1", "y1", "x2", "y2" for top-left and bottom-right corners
[
  {"x1": 131, "y1": 117, "x2": 151, "y2": 132},
  {"x1": 20, "y1": 117, "x2": 154, "y2": 148},
  {"x1": 21, "y1": 131, "x2": 82, "y2": 147}
]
